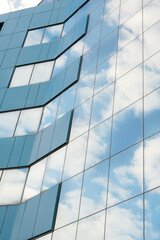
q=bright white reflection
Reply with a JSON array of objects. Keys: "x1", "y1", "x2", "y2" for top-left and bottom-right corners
[
  {"x1": 22, "y1": 158, "x2": 47, "y2": 201},
  {"x1": 30, "y1": 61, "x2": 54, "y2": 84},
  {"x1": 24, "y1": 28, "x2": 44, "y2": 47},
  {"x1": 77, "y1": 211, "x2": 105, "y2": 240},
  {"x1": 63, "y1": 133, "x2": 88, "y2": 180},
  {"x1": 106, "y1": 196, "x2": 143, "y2": 240},
  {"x1": 10, "y1": 61, "x2": 54, "y2": 88},
  {"x1": 0, "y1": 111, "x2": 20, "y2": 138},
  {"x1": 52, "y1": 222, "x2": 77, "y2": 240},
  {"x1": 15, "y1": 108, "x2": 43, "y2": 136},
  {"x1": 10, "y1": 64, "x2": 34, "y2": 88},
  {"x1": 0, "y1": 168, "x2": 27, "y2": 205},
  {"x1": 144, "y1": 134, "x2": 160, "y2": 191}
]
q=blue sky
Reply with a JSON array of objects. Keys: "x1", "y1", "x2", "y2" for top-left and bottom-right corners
[{"x1": 0, "y1": 0, "x2": 41, "y2": 14}]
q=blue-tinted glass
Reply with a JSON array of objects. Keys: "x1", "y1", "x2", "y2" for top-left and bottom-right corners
[
  {"x1": 81, "y1": 45, "x2": 99, "y2": 77},
  {"x1": 144, "y1": 89, "x2": 160, "y2": 138},
  {"x1": 55, "y1": 174, "x2": 83, "y2": 228},
  {"x1": 80, "y1": 160, "x2": 108, "y2": 218},
  {"x1": 108, "y1": 143, "x2": 143, "y2": 207},
  {"x1": 19, "y1": 195, "x2": 40, "y2": 240},
  {"x1": 101, "y1": 7, "x2": 119, "y2": 40},
  {"x1": 88, "y1": 3, "x2": 104, "y2": 31},
  {"x1": 33, "y1": 184, "x2": 60, "y2": 236},
  {"x1": 57, "y1": 85, "x2": 76, "y2": 118},
  {"x1": 85, "y1": 118, "x2": 112, "y2": 168},
  {"x1": 91, "y1": 83, "x2": 114, "y2": 128},
  {"x1": 42, "y1": 24, "x2": 63, "y2": 43},
  {"x1": 62, "y1": 13, "x2": 77, "y2": 36},
  {"x1": 111, "y1": 100, "x2": 143, "y2": 155},
  {"x1": 94, "y1": 54, "x2": 116, "y2": 93},
  {"x1": 98, "y1": 29, "x2": 118, "y2": 65},
  {"x1": 145, "y1": 189, "x2": 160, "y2": 240}
]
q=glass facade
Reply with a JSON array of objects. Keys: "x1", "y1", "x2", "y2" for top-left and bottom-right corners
[{"x1": 0, "y1": 0, "x2": 160, "y2": 239}]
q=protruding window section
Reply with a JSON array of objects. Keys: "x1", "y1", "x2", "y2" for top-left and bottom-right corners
[
  {"x1": 23, "y1": 24, "x2": 63, "y2": 47},
  {"x1": 9, "y1": 60, "x2": 55, "y2": 87},
  {"x1": 0, "y1": 22, "x2": 4, "y2": 31}
]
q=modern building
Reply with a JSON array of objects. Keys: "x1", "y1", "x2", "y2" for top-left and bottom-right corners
[{"x1": 0, "y1": 0, "x2": 160, "y2": 239}]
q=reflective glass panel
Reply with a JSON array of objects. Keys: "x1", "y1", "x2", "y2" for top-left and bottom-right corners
[
  {"x1": 75, "y1": 69, "x2": 95, "y2": 107},
  {"x1": 144, "y1": 51, "x2": 160, "y2": 95},
  {"x1": 85, "y1": 118, "x2": 112, "y2": 169},
  {"x1": 30, "y1": 61, "x2": 54, "y2": 84},
  {"x1": 15, "y1": 108, "x2": 43, "y2": 136},
  {"x1": 94, "y1": 54, "x2": 116, "y2": 93},
  {"x1": 108, "y1": 143, "x2": 143, "y2": 207},
  {"x1": 62, "y1": 14, "x2": 77, "y2": 36},
  {"x1": 116, "y1": 36, "x2": 142, "y2": 79},
  {"x1": 0, "y1": 168, "x2": 27, "y2": 205},
  {"x1": 144, "y1": 133, "x2": 160, "y2": 192},
  {"x1": 111, "y1": 100, "x2": 143, "y2": 155},
  {"x1": 120, "y1": 0, "x2": 142, "y2": 24},
  {"x1": 91, "y1": 83, "x2": 114, "y2": 128},
  {"x1": 144, "y1": 21, "x2": 160, "y2": 60},
  {"x1": 114, "y1": 65, "x2": 142, "y2": 113},
  {"x1": 118, "y1": 10, "x2": 142, "y2": 49},
  {"x1": 24, "y1": 28, "x2": 44, "y2": 47},
  {"x1": 55, "y1": 174, "x2": 83, "y2": 228},
  {"x1": 144, "y1": 89, "x2": 160, "y2": 138},
  {"x1": 68, "y1": 38, "x2": 84, "y2": 64},
  {"x1": 10, "y1": 64, "x2": 34, "y2": 87},
  {"x1": 145, "y1": 189, "x2": 160, "y2": 240},
  {"x1": 80, "y1": 160, "x2": 108, "y2": 218},
  {"x1": 143, "y1": 0, "x2": 160, "y2": 31},
  {"x1": 57, "y1": 85, "x2": 76, "y2": 118},
  {"x1": 42, "y1": 147, "x2": 66, "y2": 191},
  {"x1": 52, "y1": 222, "x2": 77, "y2": 240},
  {"x1": 77, "y1": 211, "x2": 105, "y2": 240},
  {"x1": 0, "y1": 111, "x2": 20, "y2": 138},
  {"x1": 22, "y1": 158, "x2": 47, "y2": 201},
  {"x1": 42, "y1": 24, "x2": 63, "y2": 43},
  {"x1": 63, "y1": 133, "x2": 88, "y2": 180},
  {"x1": 70, "y1": 98, "x2": 92, "y2": 140},
  {"x1": 52, "y1": 51, "x2": 69, "y2": 77},
  {"x1": 105, "y1": 196, "x2": 143, "y2": 239},
  {"x1": 39, "y1": 98, "x2": 59, "y2": 130}
]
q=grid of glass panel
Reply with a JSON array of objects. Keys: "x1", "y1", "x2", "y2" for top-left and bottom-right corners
[{"x1": 1, "y1": 0, "x2": 160, "y2": 239}]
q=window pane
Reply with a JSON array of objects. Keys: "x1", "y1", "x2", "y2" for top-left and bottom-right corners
[
  {"x1": 0, "y1": 169, "x2": 27, "y2": 205},
  {"x1": 39, "y1": 98, "x2": 59, "y2": 130},
  {"x1": 22, "y1": 158, "x2": 47, "y2": 201},
  {"x1": 42, "y1": 24, "x2": 63, "y2": 43},
  {"x1": 10, "y1": 64, "x2": 34, "y2": 87},
  {"x1": 0, "y1": 111, "x2": 20, "y2": 138},
  {"x1": 15, "y1": 108, "x2": 43, "y2": 136},
  {"x1": 42, "y1": 147, "x2": 66, "y2": 191},
  {"x1": 62, "y1": 14, "x2": 77, "y2": 36},
  {"x1": 30, "y1": 61, "x2": 54, "y2": 84},
  {"x1": 79, "y1": 161, "x2": 108, "y2": 218},
  {"x1": 55, "y1": 174, "x2": 83, "y2": 228},
  {"x1": 24, "y1": 28, "x2": 44, "y2": 47}
]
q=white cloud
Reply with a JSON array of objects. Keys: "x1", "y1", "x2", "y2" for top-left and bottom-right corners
[{"x1": 0, "y1": 0, "x2": 41, "y2": 14}]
